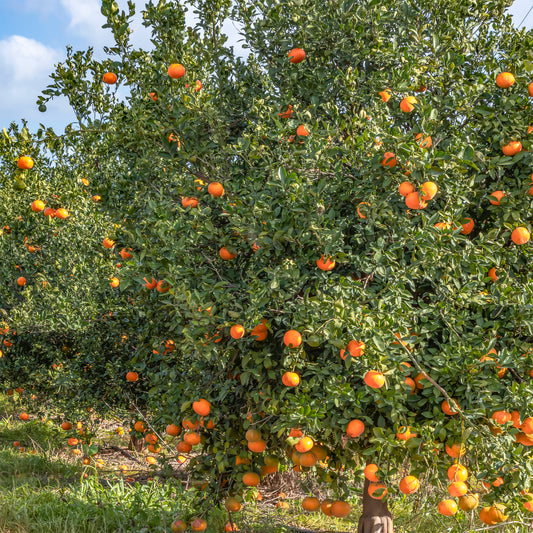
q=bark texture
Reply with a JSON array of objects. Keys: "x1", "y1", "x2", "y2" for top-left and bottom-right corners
[{"x1": 357, "y1": 478, "x2": 394, "y2": 533}]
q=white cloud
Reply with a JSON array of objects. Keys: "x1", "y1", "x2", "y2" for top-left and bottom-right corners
[
  {"x1": 59, "y1": 0, "x2": 112, "y2": 46},
  {"x1": 0, "y1": 35, "x2": 74, "y2": 131}
]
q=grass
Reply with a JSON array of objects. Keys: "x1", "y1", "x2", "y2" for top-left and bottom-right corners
[{"x1": 0, "y1": 397, "x2": 532, "y2": 532}]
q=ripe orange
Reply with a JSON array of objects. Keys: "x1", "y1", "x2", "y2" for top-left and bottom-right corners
[
  {"x1": 230, "y1": 325, "x2": 245, "y2": 339},
  {"x1": 55, "y1": 208, "x2": 69, "y2": 219},
  {"x1": 279, "y1": 105, "x2": 293, "y2": 118},
  {"x1": 61, "y1": 422, "x2": 73, "y2": 431},
  {"x1": 357, "y1": 201, "x2": 370, "y2": 219},
  {"x1": 225, "y1": 497, "x2": 242, "y2": 512},
  {"x1": 242, "y1": 472, "x2": 260, "y2": 486},
  {"x1": 421, "y1": 181, "x2": 438, "y2": 201},
  {"x1": 245, "y1": 429, "x2": 261, "y2": 442},
  {"x1": 192, "y1": 399, "x2": 211, "y2": 417},
  {"x1": 415, "y1": 133, "x2": 432, "y2": 148},
  {"x1": 247, "y1": 439, "x2": 267, "y2": 452},
  {"x1": 19, "y1": 413, "x2": 29, "y2": 421},
  {"x1": 399, "y1": 475, "x2": 419, "y2": 495},
  {"x1": 219, "y1": 246, "x2": 236, "y2": 260},
  {"x1": 144, "y1": 277, "x2": 157, "y2": 289},
  {"x1": 381, "y1": 152, "x2": 397, "y2": 167},
  {"x1": 496, "y1": 72, "x2": 515, "y2": 87},
  {"x1": 299, "y1": 451, "x2": 318, "y2": 467},
  {"x1": 92, "y1": 195, "x2": 101, "y2": 202},
  {"x1": 120, "y1": 248, "x2": 133, "y2": 259},
  {"x1": 190, "y1": 518, "x2": 207, "y2": 532},
  {"x1": 521, "y1": 417, "x2": 533, "y2": 434},
  {"x1": 529, "y1": 82, "x2": 533, "y2": 97},
  {"x1": 320, "y1": 500, "x2": 334, "y2": 516},
  {"x1": 177, "y1": 441, "x2": 192, "y2": 453},
  {"x1": 126, "y1": 371, "x2": 139, "y2": 382},
  {"x1": 288, "y1": 48, "x2": 305, "y2": 63},
  {"x1": 283, "y1": 330, "x2": 302, "y2": 348},
  {"x1": 18, "y1": 156, "x2": 34, "y2": 169},
  {"x1": 458, "y1": 494, "x2": 479, "y2": 511},
  {"x1": 330, "y1": 501, "x2": 351, "y2": 518},
  {"x1": 448, "y1": 481, "x2": 468, "y2": 497},
  {"x1": 68, "y1": 437, "x2": 78, "y2": 446},
  {"x1": 340, "y1": 340, "x2": 365, "y2": 360},
  {"x1": 103, "y1": 72, "x2": 118, "y2": 84},
  {"x1": 168, "y1": 63, "x2": 186, "y2": 78},
  {"x1": 43, "y1": 207, "x2": 56, "y2": 217},
  {"x1": 364, "y1": 370, "x2": 385, "y2": 388},
  {"x1": 461, "y1": 217, "x2": 474, "y2": 235},
  {"x1": 368, "y1": 483, "x2": 388, "y2": 499},
  {"x1": 364, "y1": 463, "x2": 380, "y2": 482},
  {"x1": 396, "y1": 426, "x2": 417, "y2": 441},
  {"x1": 447, "y1": 463, "x2": 468, "y2": 482},
  {"x1": 400, "y1": 96, "x2": 417, "y2": 112},
  {"x1": 445, "y1": 442, "x2": 466, "y2": 458},
  {"x1": 182, "y1": 197, "x2": 198, "y2": 208},
  {"x1": 512, "y1": 227, "x2": 530, "y2": 245},
  {"x1": 404, "y1": 377, "x2": 416, "y2": 393},
  {"x1": 438, "y1": 499, "x2": 458, "y2": 516},
  {"x1": 441, "y1": 399, "x2": 460, "y2": 415},
  {"x1": 103, "y1": 238, "x2": 115, "y2": 249},
  {"x1": 316, "y1": 255, "x2": 335, "y2": 271},
  {"x1": 296, "y1": 125, "x2": 309, "y2": 136},
  {"x1": 346, "y1": 419, "x2": 365, "y2": 438},
  {"x1": 110, "y1": 277, "x2": 120, "y2": 288},
  {"x1": 208, "y1": 182, "x2": 224, "y2": 197},
  {"x1": 492, "y1": 410, "x2": 511, "y2": 424},
  {"x1": 502, "y1": 141, "x2": 522, "y2": 156},
  {"x1": 399, "y1": 182, "x2": 414, "y2": 196},
  {"x1": 16, "y1": 277, "x2": 26, "y2": 287},
  {"x1": 489, "y1": 190, "x2": 505, "y2": 205},
  {"x1": 379, "y1": 88, "x2": 391, "y2": 102},
  {"x1": 183, "y1": 432, "x2": 201, "y2": 445},
  {"x1": 295, "y1": 436, "x2": 314, "y2": 453},
  {"x1": 282, "y1": 371, "x2": 300, "y2": 387},
  {"x1": 405, "y1": 192, "x2": 426, "y2": 209},
  {"x1": 250, "y1": 319, "x2": 268, "y2": 341},
  {"x1": 145, "y1": 433, "x2": 158, "y2": 445},
  {"x1": 31, "y1": 200, "x2": 45, "y2": 212},
  {"x1": 302, "y1": 497, "x2": 320, "y2": 512},
  {"x1": 488, "y1": 267, "x2": 498, "y2": 281},
  {"x1": 166, "y1": 423, "x2": 180, "y2": 436}
]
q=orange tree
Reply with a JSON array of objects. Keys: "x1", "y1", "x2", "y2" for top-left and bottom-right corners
[{"x1": 3, "y1": 0, "x2": 533, "y2": 530}]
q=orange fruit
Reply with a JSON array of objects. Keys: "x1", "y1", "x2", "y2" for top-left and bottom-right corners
[
  {"x1": 529, "y1": 82, "x2": 533, "y2": 97},
  {"x1": 381, "y1": 152, "x2": 397, "y2": 167},
  {"x1": 16, "y1": 277, "x2": 26, "y2": 287},
  {"x1": 250, "y1": 319, "x2": 268, "y2": 341},
  {"x1": 405, "y1": 192, "x2": 426, "y2": 209},
  {"x1": 458, "y1": 494, "x2": 479, "y2": 511},
  {"x1": 245, "y1": 429, "x2": 261, "y2": 442},
  {"x1": 496, "y1": 72, "x2": 515, "y2": 88},
  {"x1": 183, "y1": 432, "x2": 201, "y2": 445},
  {"x1": 126, "y1": 371, "x2": 138, "y2": 382},
  {"x1": 357, "y1": 201, "x2": 370, "y2": 219},
  {"x1": 19, "y1": 413, "x2": 29, "y2": 421},
  {"x1": 190, "y1": 518, "x2": 207, "y2": 532},
  {"x1": 68, "y1": 437, "x2": 78, "y2": 446},
  {"x1": 437, "y1": 499, "x2": 458, "y2": 516},
  {"x1": 31, "y1": 200, "x2": 45, "y2": 212},
  {"x1": 421, "y1": 181, "x2": 438, "y2": 201},
  {"x1": 295, "y1": 436, "x2": 314, "y2": 453},
  {"x1": 302, "y1": 497, "x2": 320, "y2": 511},
  {"x1": 502, "y1": 140, "x2": 522, "y2": 156},
  {"x1": 230, "y1": 325, "x2": 245, "y2": 339},
  {"x1": 283, "y1": 330, "x2": 302, "y2": 348},
  {"x1": 92, "y1": 195, "x2": 101, "y2": 202},
  {"x1": 166, "y1": 423, "x2": 180, "y2": 436},
  {"x1": 220, "y1": 246, "x2": 236, "y2": 260},
  {"x1": 364, "y1": 370, "x2": 385, "y2": 388},
  {"x1": 208, "y1": 182, "x2": 225, "y2": 197},
  {"x1": 415, "y1": 133, "x2": 432, "y2": 148},
  {"x1": 396, "y1": 426, "x2": 417, "y2": 441},
  {"x1": 145, "y1": 433, "x2": 158, "y2": 445},
  {"x1": 368, "y1": 483, "x2": 388, "y2": 499},
  {"x1": 479, "y1": 506, "x2": 497, "y2": 525},
  {"x1": 399, "y1": 182, "x2": 414, "y2": 196},
  {"x1": 279, "y1": 105, "x2": 293, "y2": 119},
  {"x1": 379, "y1": 88, "x2": 391, "y2": 102},
  {"x1": 182, "y1": 197, "x2": 198, "y2": 208},
  {"x1": 281, "y1": 371, "x2": 300, "y2": 387},
  {"x1": 340, "y1": 340, "x2": 365, "y2": 360},
  {"x1": 521, "y1": 417, "x2": 533, "y2": 434},
  {"x1": 192, "y1": 399, "x2": 211, "y2": 417},
  {"x1": 43, "y1": 207, "x2": 56, "y2": 217},
  {"x1": 346, "y1": 419, "x2": 365, "y2": 438},
  {"x1": 330, "y1": 501, "x2": 351, "y2": 518},
  {"x1": 144, "y1": 277, "x2": 157, "y2": 289},
  {"x1": 299, "y1": 451, "x2": 318, "y2": 467},
  {"x1": 247, "y1": 439, "x2": 267, "y2": 452},
  {"x1": 310, "y1": 444, "x2": 328, "y2": 460},
  {"x1": 103, "y1": 72, "x2": 118, "y2": 84},
  {"x1": 18, "y1": 156, "x2": 34, "y2": 170},
  {"x1": 492, "y1": 410, "x2": 511, "y2": 424},
  {"x1": 120, "y1": 248, "x2": 133, "y2": 259},
  {"x1": 487, "y1": 504, "x2": 508, "y2": 523},
  {"x1": 404, "y1": 377, "x2": 416, "y2": 393},
  {"x1": 168, "y1": 63, "x2": 186, "y2": 78},
  {"x1": 488, "y1": 267, "x2": 498, "y2": 281},
  {"x1": 320, "y1": 500, "x2": 334, "y2": 516},
  {"x1": 171, "y1": 520, "x2": 187, "y2": 532},
  {"x1": 176, "y1": 441, "x2": 192, "y2": 453},
  {"x1": 103, "y1": 238, "x2": 115, "y2": 249},
  {"x1": 489, "y1": 190, "x2": 505, "y2": 205},
  {"x1": 316, "y1": 255, "x2": 335, "y2": 271},
  {"x1": 296, "y1": 125, "x2": 309, "y2": 136},
  {"x1": 512, "y1": 227, "x2": 530, "y2": 245},
  {"x1": 54, "y1": 207, "x2": 68, "y2": 219},
  {"x1": 400, "y1": 96, "x2": 417, "y2": 112},
  {"x1": 61, "y1": 422, "x2": 73, "y2": 431},
  {"x1": 448, "y1": 481, "x2": 468, "y2": 497},
  {"x1": 447, "y1": 463, "x2": 468, "y2": 482},
  {"x1": 242, "y1": 472, "x2": 260, "y2": 486},
  {"x1": 441, "y1": 399, "x2": 460, "y2": 415},
  {"x1": 364, "y1": 463, "x2": 380, "y2": 482},
  {"x1": 445, "y1": 442, "x2": 466, "y2": 458},
  {"x1": 110, "y1": 277, "x2": 120, "y2": 288},
  {"x1": 461, "y1": 217, "x2": 474, "y2": 235},
  {"x1": 288, "y1": 48, "x2": 305, "y2": 63},
  {"x1": 399, "y1": 475, "x2": 420, "y2": 495}
]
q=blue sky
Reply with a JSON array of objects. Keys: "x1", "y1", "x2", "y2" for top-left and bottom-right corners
[{"x1": 0, "y1": 0, "x2": 531, "y2": 133}]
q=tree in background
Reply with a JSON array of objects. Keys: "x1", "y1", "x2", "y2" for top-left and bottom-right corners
[{"x1": 2, "y1": 0, "x2": 533, "y2": 530}]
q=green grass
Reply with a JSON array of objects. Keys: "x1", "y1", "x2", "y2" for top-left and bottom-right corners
[{"x1": 0, "y1": 401, "x2": 532, "y2": 533}]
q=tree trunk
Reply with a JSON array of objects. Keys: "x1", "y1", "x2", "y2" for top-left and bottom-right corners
[
  {"x1": 357, "y1": 478, "x2": 394, "y2": 533},
  {"x1": 128, "y1": 435, "x2": 144, "y2": 452}
]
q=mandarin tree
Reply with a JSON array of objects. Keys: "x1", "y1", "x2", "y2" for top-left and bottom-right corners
[{"x1": 2, "y1": 0, "x2": 533, "y2": 530}]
